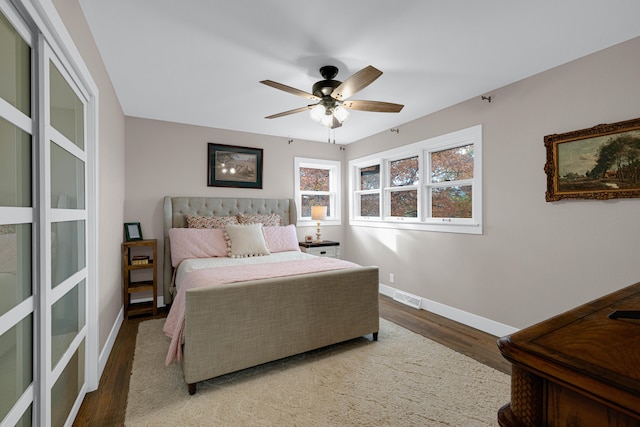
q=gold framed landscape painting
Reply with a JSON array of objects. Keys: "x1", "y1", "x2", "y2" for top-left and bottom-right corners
[{"x1": 544, "y1": 117, "x2": 640, "y2": 201}]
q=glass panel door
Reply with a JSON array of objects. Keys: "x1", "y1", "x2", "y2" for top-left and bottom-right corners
[
  {"x1": 0, "y1": 6, "x2": 34, "y2": 427},
  {"x1": 46, "y1": 56, "x2": 88, "y2": 427},
  {"x1": 2, "y1": 3, "x2": 94, "y2": 425}
]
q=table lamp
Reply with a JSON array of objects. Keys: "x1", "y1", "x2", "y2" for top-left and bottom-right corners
[{"x1": 311, "y1": 206, "x2": 327, "y2": 242}]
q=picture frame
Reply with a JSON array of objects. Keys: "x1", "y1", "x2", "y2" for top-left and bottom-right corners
[
  {"x1": 207, "y1": 143, "x2": 263, "y2": 188},
  {"x1": 124, "y1": 222, "x2": 143, "y2": 241},
  {"x1": 544, "y1": 117, "x2": 640, "y2": 202}
]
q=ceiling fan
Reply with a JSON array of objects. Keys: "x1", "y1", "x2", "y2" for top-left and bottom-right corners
[{"x1": 260, "y1": 65, "x2": 404, "y2": 129}]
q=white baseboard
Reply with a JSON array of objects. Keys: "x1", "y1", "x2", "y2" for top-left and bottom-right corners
[
  {"x1": 379, "y1": 284, "x2": 518, "y2": 337},
  {"x1": 98, "y1": 306, "x2": 124, "y2": 383}
]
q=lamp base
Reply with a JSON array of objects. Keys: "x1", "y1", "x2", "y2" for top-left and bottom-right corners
[{"x1": 315, "y1": 221, "x2": 322, "y2": 242}]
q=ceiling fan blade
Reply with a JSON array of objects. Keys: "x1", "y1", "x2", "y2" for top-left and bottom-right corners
[
  {"x1": 331, "y1": 65, "x2": 383, "y2": 101},
  {"x1": 265, "y1": 105, "x2": 314, "y2": 119},
  {"x1": 260, "y1": 80, "x2": 320, "y2": 101},
  {"x1": 343, "y1": 100, "x2": 404, "y2": 113}
]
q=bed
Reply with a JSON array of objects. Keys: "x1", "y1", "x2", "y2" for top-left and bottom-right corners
[{"x1": 162, "y1": 196, "x2": 380, "y2": 394}]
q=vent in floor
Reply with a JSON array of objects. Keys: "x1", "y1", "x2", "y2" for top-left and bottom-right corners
[{"x1": 392, "y1": 290, "x2": 422, "y2": 309}]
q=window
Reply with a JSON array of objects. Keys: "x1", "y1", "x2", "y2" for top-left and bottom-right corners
[
  {"x1": 294, "y1": 157, "x2": 341, "y2": 225},
  {"x1": 387, "y1": 155, "x2": 419, "y2": 218},
  {"x1": 349, "y1": 125, "x2": 482, "y2": 234},
  {"x1": 354, "y1": 164, "x2": 381, "y2": 217},
  {"x1": 429, "y1": 144, "x2": 474, "y2": 219}
]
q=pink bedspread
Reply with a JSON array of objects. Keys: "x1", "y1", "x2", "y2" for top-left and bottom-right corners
[{"x1": 163, "y1": 257, "x2": 360, "y2": 365}]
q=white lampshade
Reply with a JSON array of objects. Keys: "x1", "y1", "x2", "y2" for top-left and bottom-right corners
[
  {"x1": 320, "y1": 113, "x2": 333, "y2": 127},
  {"x1": 333, "y1": 105, "x2": 350, "y2": 123},
  {"x1": 311, "y1": 205, "x2": 327, "y2": 220},
  {"x1": 309, "y1": 104, "x2": 325, "y2": 122}
]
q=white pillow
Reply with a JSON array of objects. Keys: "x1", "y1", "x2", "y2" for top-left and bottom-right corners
[{"x1": 224, "y1": 223, "x2": 270, "y2": 258}]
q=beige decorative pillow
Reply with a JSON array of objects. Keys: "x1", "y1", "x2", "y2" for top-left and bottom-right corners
[
  {"x1": 224, "y1": 223, "x2": 270, "y2": 258},
  {"x1": 237, "y1": 213, "x2": 281, "y2": 227},
  {"x1": 186, "y1": 214, "x2": 238, "y2": 229}
]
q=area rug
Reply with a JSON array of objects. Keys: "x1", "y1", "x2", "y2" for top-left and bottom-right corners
[{"x1": 125, "y1": 318, "x2": 510, "y2": 426}]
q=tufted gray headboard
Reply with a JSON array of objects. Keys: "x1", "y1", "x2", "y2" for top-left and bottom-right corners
[{"x1": 162, "y1": 196, "x2": 297, "y2": 303}]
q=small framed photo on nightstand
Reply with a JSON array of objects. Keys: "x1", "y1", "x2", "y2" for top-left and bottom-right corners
[{"x1": 124, "y1": 222, "x2": 143, "y2": 241}]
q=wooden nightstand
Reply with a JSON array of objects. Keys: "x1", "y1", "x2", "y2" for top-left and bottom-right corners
[
  {"x1": 122, "y1": 239, "x2": 157, "y2": 318},
  {"x1": 299, "y1": 241, "x2": 340, "y2": 258}
]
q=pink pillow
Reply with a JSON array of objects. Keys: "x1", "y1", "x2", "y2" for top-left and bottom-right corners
[
  {"x1": 263, "y1": 225, "x2": 300, "y2": 253},
  {"x1": 168, "y1": 228, "x2": 228, "y2": 266}
]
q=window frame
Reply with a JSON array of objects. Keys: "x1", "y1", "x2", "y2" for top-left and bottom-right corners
[
  {"x1": 353, "y1": 161, "x2": 382, "y2": 219},
  {"x1": 349, "y1": 125, "x2": 482, "y2": 234},
  {"x1": 294, "y1": 157, "x2": 341, "y2": 226},
  {"x1": 384, "y1": 152, "x2": 421, "y2": 221}
]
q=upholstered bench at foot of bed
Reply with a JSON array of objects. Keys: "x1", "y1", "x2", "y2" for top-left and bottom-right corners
[
  {"x1": 186, "y1": 330, "x2": 379, "y2": 395},
  {"x1": 181, "y1": 266, "x2": 380, "y2": 395}
]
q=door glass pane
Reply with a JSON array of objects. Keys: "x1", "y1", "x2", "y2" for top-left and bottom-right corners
[
  {"x1": 0, "y1": 224, "x2": 32, "y2": 317},
  {"x1": 390, "y1": 156, "x2": 419, "y2": 187},
  {"x1": 0, "y1": 117, "x2": 31, "y2": 207},
  {"x1": 51, "y1": 280, "x2": 85, "y2": 368},
  {"x1": 299, "y1": 167, "x2": 329, "y2": 191},
  {"x1": 360, "y1": 165, "x2": 380, "y2": 190},
  {"x1": 0, "y1": 11, "x2": 30, "y2": 116},
  {"x1": 50, "y1": 142, "x2": 84, "y2": 209},
  {"x1": 50, "y1": 62, "x2": 83, "y2": 149},
  {"x1": 16, "y1": 405, "x2": 31, "y2": 427},
  {"x1": 359, "y1": 193, "x2": 379, "y2": 217},
  {"x1": 432, "y1": 185, "x2": 473, "y2": 218},
  {"x1": 300, "y1": 195, "x2": 330, "y2": 217},
  {"x1": 431, "y1": 144, "x2": 474, "y2": 183},
  {"x1": 51, "y1": 339, "x2": 84, "y2": 427},
  {"x1": 0, "y1": 314, "x2": 33, "y2": 421},
  {"x1": 390, "y1": 190, "x2": 418, "y2": 217},
  {"x1": 51, "y1": 220, "x2": 85, "y2": 288}
]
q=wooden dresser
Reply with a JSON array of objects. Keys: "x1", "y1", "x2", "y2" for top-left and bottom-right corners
[{"x1": 497, "y1": 282, "x2": 640, "y2": 427}]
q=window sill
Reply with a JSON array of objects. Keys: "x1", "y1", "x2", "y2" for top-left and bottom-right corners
[
  {"x1": 297, "y1": 219, "x2": 342, "y2": 227},
  {"x1": 349, "y1": 219, "x2": 482, "y2": 235}
]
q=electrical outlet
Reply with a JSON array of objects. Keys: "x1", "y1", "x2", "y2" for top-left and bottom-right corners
[{"x1": 389, "y1": 273, "x2": 395, "y2": 284}]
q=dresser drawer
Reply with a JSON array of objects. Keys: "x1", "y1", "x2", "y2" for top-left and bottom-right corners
[{"x1": 299, "y1": 244, "x2": 340, "y2": 258}]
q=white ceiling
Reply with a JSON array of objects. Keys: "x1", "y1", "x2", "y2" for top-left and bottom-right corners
[{"x1": 78, "y1": 0, "x2": 640, "y2": 144}]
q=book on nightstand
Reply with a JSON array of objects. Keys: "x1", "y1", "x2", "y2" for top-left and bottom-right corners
[{"x1": 130, "y1": 255, "x2": 149, "y2": 265}]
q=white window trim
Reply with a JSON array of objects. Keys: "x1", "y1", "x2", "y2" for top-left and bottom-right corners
[
  {"x1": 294, "y1": 157, "x2": 342, "y2": 226},
  {"x1": 353, "y1": 160, "x2": 382, "y2": 220},
  {"x1": 349, "y1": 125, "x2": 482, "y2": 235}
]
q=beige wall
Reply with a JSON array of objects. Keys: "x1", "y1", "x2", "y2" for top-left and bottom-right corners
[
  {"x1": 53, "y1": 0, "x2": 126, "y2": 351},
  {"x1": 346, "y1": 36, "x2": 640, "y2": 329},
  {"x1": 52, "y1": 0, "x2": 640, "y2": 341},
  {"x1": 124, "y1": 118, "x2": 346, "y2": 296}
]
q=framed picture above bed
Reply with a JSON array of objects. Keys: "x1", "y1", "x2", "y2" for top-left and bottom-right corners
[
  {"x1": 207, "y1": 143, "x2": 263, "y2": 188},
  {"x1": 544, "y1": 117, "x2": 640, "y2": 201}
]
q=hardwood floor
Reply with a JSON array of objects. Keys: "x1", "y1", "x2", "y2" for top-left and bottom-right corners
[{"x1": 72, "y1": 296, "x2": 511, "y2": 426}]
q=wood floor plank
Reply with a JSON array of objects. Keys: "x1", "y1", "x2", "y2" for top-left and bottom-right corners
[{"x1": 72, "y1": 297, "x2": 510, "y2": 426}]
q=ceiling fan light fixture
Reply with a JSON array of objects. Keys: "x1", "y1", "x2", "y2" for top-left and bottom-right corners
[
  {"x1": 320, "y1": 113, "x2": 334, "y2": 127},
  {"x1": 309, "y1": 104, "x2": 325, "y2": 122},
  {"x1": 262, "y1": 65, "x2": 403, "y2": 130},
  {"x1": 333, "y1": 105, "x2": 350, "y2": 123}
]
